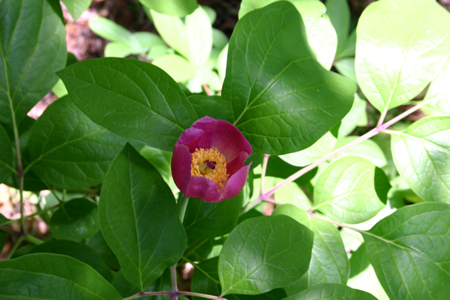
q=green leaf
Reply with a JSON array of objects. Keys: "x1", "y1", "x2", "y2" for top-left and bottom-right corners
[
  {"x1": 99, "y1": 144, "x2": 186, "y2": 290},
  {"x1": 337, "y1": 29, "x2": 356, "y2": 59},
  {"x1": 338, "y1": 94, "x2": 367, "y2": 138},
  {"x1": 0, "y1": 0, "x2": 66, "y2": 127},
  {"x1": 27, "y1": 96, "x2": 127, "y2": 189},
  {"x1": 184, "y1": 191, "x2": 243, "y2": 241},
  {"x1": 312, "y1": 156, "x2": 386, "y2": 224},
  {"x1": 363, "y1": 203, "x2": 450, "y2": 300},
  {"x1": 422, "y1": 55, "x2": 450, "y2": 116},
  {"x1": 218, "y1": 215, "x2": 314, "y2": 295},
  {"x1": 0, "y1": 123, "x2": 13, "y2": 183},
  {"x1": 213, "y1": 29, "x2": 228, "y2": 50},
  {"x1": 185, "y1": 6, "x2": 213, "y2": 67},
  {"x1": 112, "y1": 269, "x2": 170, "y2": 299},
  {"x1": 29, "y1": 240, "x2": 112, "y2": 281},
  {"x1": 140, "y1": 0, "x2": 198, "y2": 17},
  {"x1": 334, "y1": 58, "x2": 357, "y2": 83},
  {"x1": 188, "y1": 95, "x2": 227, "y2": 120},
  {"x1": 326, "y1": 0, "x2": 350, "y2": 57},
  {"x1": 349, "y1": 243, "x2": 370, "y2": 278},
  {"x1": 0, "y1": 253, "x2": 121, "y2": 299},
  {"x1": 133, "y1": 32, "x2": 165, "y2": 52},
  {"x1": 89, "y1": 17, "x2": 141, "y2": 49},
  {"x1": 58, "y1": 58, "x2": 198, "y2": 151},
  {"x1": 87, "y1": 230, "x2": 120, "y2": 270},
  {"x1": 280, "y1": 132, "x2": 337, "y2": 167},
  {"x1": 238, "y1": 0, "x2": 337, "y2": 70},
  {"x1": 273, "y1": 205, "x2": 349, "y2": 294},
  {"x1": 104, "y1": 42, "x2": 135, "y2": 57},
  {"x1": 223, "y1": 1, "x2": 355, "y2": 155},
  {"x1": 331, "y1": 137, "x2": 387, "y2": 168},
  {"x1": 49, "y1": 198, "x2": 100, "y2": 242},
  {"x1": 61, "y1": 0, "x2": 92, "y2": 21},
  {"x1": 139, "y1": 145, "x2": 172, "y2": 184},
  {"x1": 152, "y1": 54, "x2": 196, "y2": 82},
  {"x1": 283, "y1": 283, "x2": 377, "y2": 300},
  {"x1": 391, "y1": 116, "x2": 450, "y2": 202},
  {"x1": 355, "y1": 0, "x2": 450, "y2": 113}
]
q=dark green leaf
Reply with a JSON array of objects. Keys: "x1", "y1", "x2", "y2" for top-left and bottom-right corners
[
  {"x1": 49, "y1": 198, "x2": 100, "y2": 242},
  {"x1": 326, "y1": 0, "x2": 350, "y2": 57},
  {"x1": 100, "y1": 144, "x2": 186, "y2": 290},
  {"x1": 27, "y1": 96, "x2": 127, "y2": 189},
  {"x1": 139, "y1": 145, "x2": 172, "y2": 184},
  {"x1": 87, "y1": 230, "x2": 120, "y2": 270},
  {"x1": 140, "y1": 0, "x2": 198, "y2": 17},
  {"x1": 112, "y1": 269, "x2": 170, "y2": 299},
  {"x1": 0, "y1": 0, "x2": 66, "y2": 127},
  {"x1": 363, "y1": 203, "x2": 450, "y2": 300},
  {"x1": 58, "y1": 58, "x2": 198, "y2": 151},
  {"x1": 29, "y1": 240, "x2": 112, "y2": 281},
  {"x1": 0, "y1": 123, "x2": 13, "y2": 183},
  {"x1": 391, "y1": 116, "x2": 450, "y2": 202},
  {"x1": 0, "y1": 253, "x2": 121, "y2": 299},
  {"x1": 223, "y1": 2, "x2": 355, "y2": 154},
  {"x1": 188, "y1": 95, "x2": 227, "y2": 120},
  {"x1": 184, "y1": 191, "x2": 243, "y2": 241},
  {"x1": 219, "y1": 215, "x2": 314, "y2": 295},
  {"x1": 283, "y1": 283, "x2": 377, "y2": 300},
  {"x1": 349, "y1": 243, "x2": 370, "y2": 278}
]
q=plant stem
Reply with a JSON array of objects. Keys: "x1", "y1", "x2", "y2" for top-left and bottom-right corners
[
  {"x1": 6, "y1": 236, "x2": 24, "y2": 259},
  {"x1": 260, "y1": 154, "x2": 269, "y2": 195},
  {"x1": 202, "y1": 83, "x2": 213, "y2": 96},
  {"x1": 177, "y1": 194, "x2": 189, "y2": 223},
  {"x1": 170, "y1": 265, "x2": 178, "y2": 300}
]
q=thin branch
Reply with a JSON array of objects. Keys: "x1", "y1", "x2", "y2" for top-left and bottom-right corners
[
  {"x1": 124, "y1": 291, "x2": 227, "y2": 300},
  {"x1": 171, "y1": 265, "x2": 178, "y2": 300},
  {"x1": 260, "y1": 154, "x2": 270, "y2": 195},
  {"x1": 202, "y1": 83, "x2": 213, "y2": 96}
]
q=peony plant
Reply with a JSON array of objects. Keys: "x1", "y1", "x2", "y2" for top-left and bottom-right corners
[{"x1": 0, "y1": 0, "x2": 450, "y2": 300}]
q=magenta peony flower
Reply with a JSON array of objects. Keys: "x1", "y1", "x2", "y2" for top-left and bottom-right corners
[{"x1": 171, "y1": 116, "x2": 252, "y2": 202}]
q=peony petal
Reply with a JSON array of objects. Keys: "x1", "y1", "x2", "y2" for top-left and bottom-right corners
[
  {"x1": 218, "y1": 163, "x2": 251, "y2": 202},
  {"x1": 212, "y1": 120, "x2": 252, "y2": 170},
  {"x1": 226, "y1": 151, "x2": 250, "y2": 176},
  {"x1": 177, "y1": 127, "x2": 204, "y2": 152},
  {"x1": 171, "y1": 144, "x2": 192, "y2": 195},
  {"x1": 187, "y1": 176, "x2": 221, "y2": 202},
  {"x1": 191, "y1": 116, "x2": 217, "y2": 149}
]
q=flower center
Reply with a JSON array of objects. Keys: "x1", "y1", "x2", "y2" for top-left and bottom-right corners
[{"x1": 191, "y1": 147, "x2": 228, "y2": 188}]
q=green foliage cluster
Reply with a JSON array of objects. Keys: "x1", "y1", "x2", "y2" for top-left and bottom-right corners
[{"x1": 1, "y1": 0, "x2": 450, "y2": 299}]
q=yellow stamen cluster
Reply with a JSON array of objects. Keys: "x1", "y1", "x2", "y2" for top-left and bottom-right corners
[{"x1": 191, "y1": 147, "x2": 228, "y2": 189}]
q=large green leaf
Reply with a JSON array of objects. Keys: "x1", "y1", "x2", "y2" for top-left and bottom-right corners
[
  {"x1": 27, "y1": 96, "x2": 127, "y2": 189},
  {"x1": 184, "y1": 192, "x2": 243, "y2": 241},
  {"x1": 218, "y1": 215, "x2": 314, "y2": 295},
  {"x1": 49, "y1": 198, "x2": 100, "y2": 242},
  {"x1": 188, "y1": 95, "x2": 227, "y2": 120},
  {"x1": 223, "y1": 1, "x2": 355, "y2": 155},
  {"x1": 29, "y1": 240, "x2": 112, "y2": 281},
  {"x1": 312, "y1": 156, "x2": 387, "y2": 224},
  {"x1": 140, "y1": 0, "x2": 197, "y2": 17},
  {"x1": 99, "y1": 144, "x2": 186, "y2": 290},
  {"x1": 61, "y1": 0, "x2": 91, "y2": 21},
  {"x1": 0, "y1": 253, "x2": 121, "y2": 299},
  {"x1": 363, "y1": 203, "x2": 450, "y2": 300},
  {"x1": 0, "y1": 123, "x2": 13, "y2": 183},
  {"x1": 391, "y1": 116, "x2": 450, "y2": 202},
  {"x1": 422, "y1": 55, "x2": 450, "y2": 116},
  {"x1": 87, "y1": 230, "x2": 120, "y2": 270},
  {"x1": 0, "y1": 0, "x2": 66, "y2": 127},
  {"x1": 273, "y1": 205, "x2": 349, "y2": 295},
  {"x1": 58, "y1": 58, "x2": 198, "y2": 151},
  {"x1": 355, "y1": 0, "x2": 450, "y2": 113},
  {"x1": 283, "y1": 283, "x2": 377, "y2": 300},
  {"x1": 238, "y1": 0, "x2": 337, "y2": 69}
]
